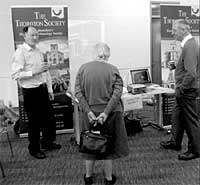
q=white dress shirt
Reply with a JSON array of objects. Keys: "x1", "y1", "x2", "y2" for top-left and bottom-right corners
[
  {"x1": 11, "y1": 42, "x2": 53, "y2": 93},
  {"x1": 180, "y1": 33, "x2": 193, "y2": 48}
]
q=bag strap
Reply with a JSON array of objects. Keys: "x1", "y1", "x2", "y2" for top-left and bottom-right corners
[{"x1": 89, "y1": 120, "x2": 103, "y2": 132}]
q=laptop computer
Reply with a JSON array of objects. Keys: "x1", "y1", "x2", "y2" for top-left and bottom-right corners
[
  {"x1": 129, "y1": 68, "x2": 160, "y2": 92},
  {"x1": 130, "y1": 68, "x2": 152, "y2": 85}
]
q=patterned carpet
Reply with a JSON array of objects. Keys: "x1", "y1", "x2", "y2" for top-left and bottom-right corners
[{"x1": 0, "y1": 125, "x2": 200, "y2": 185}]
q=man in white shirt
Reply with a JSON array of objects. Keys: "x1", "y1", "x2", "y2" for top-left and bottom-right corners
[{"x1": 12, "y1": 26, "x2": 61, "y2": 159}]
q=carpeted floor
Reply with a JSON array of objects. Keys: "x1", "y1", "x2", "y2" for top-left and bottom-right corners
[{"x1": 0, "y1": 125, "x2": 200, "y2": 185}]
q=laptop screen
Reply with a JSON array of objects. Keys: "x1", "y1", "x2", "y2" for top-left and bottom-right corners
[{"x1": 130, "y1": 68, "x2": 151, "y2": 84}]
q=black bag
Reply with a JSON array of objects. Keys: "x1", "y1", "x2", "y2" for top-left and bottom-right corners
[
  {"x1": 79, "y1": 122, "x2": 113, "y2": 155},
  {"x1": 124, "y1": 116, "x2": 143, "y2": 136}
]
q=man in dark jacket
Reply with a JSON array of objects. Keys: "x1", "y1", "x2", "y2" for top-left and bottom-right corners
[{"x1": 160, "y1": 19, "x2": 200, "y2": 160}]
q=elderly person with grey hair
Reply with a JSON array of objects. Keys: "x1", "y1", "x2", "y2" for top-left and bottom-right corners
[
  {"x1": 75, "y1": 42, "x2": 129, "y2": 185},
  {"x1": 160, "y1": 19, "x2": 200, "y2": 160}
]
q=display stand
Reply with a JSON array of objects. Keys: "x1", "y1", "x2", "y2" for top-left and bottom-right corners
[
  {"x1": 18, "y1": 93, "x2": 74, "y2": 138},
  {"x1": 122, "y1": 86, "x2": 175, "y2": 128},
  {"x1": 73, "y1": 100, "x2": 81, "y2": 145}
]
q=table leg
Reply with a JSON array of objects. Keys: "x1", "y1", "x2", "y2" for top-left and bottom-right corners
[
  {"x1": 155, "y1": 94, "x2": 163, "y2": 127},
  {"x1": 73, "y1": 102, "x2": 80, "y2": 145}
]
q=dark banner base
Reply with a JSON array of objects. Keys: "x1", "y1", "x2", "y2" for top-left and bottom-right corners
[{"x1": 16, "y1": 92, "x2": 73, "y2": 135}]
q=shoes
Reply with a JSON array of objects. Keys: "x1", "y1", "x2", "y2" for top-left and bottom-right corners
[
  {"x1": 84, "y1": 174, "x2": 93, "y2": 185},
  {"x1": 104, "y1": 175, "x2": 117, "y2": 185},
  {"x1": 51, "y1": 143, "x2": 62, "y2": 149},
  {"x1": 41, "y1": 142, "x2": 62, "y2": 151},
  {"x1": 29, "y1": 150, "x2": 47, "y2": 159},
  {"x1": 178, "y1": 151, "x2": 199, "y2": 161},
  {"x1": 83, "y1": 174, "x2": 116, "y2": 185},
  {"x1": 160, "y1": 141, "x2": 181, "y2": 151}
]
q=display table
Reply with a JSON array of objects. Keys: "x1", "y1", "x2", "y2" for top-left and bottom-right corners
[{"x1": 121, "y1": 86, "x2": 175, "y2": 128}]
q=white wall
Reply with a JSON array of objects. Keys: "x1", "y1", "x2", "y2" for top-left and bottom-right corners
[{"x1": 0, "y1": 0, "x2": 199, "y2": 106}]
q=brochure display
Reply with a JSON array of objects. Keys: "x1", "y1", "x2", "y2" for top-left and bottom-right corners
[{"x1": 11, "y1": 5, "x2": 73, "y2": 135}]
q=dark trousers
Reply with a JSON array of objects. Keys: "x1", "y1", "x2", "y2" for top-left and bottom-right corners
[
  {"x1": 23, "y1": 84, "x2": 56, "y2": 152},
  {"x1": 171, "y1": 88, "x2": 200, "y2": 155}
]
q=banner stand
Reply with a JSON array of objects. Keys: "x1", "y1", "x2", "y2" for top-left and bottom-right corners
[
  {"x1": 11, "y1": 5, "x2": 73, "y2": 135},
  {"x1": 19, "y1": 129, "x2": 74, "y2": 138}
]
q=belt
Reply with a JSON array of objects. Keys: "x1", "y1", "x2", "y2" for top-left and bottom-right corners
[
  {"x1": 22, "y1": 83, "x2": 47, "y2": 90},
  {"x1": 39, "y1": 83, "x2": 47, "y2": 88}
]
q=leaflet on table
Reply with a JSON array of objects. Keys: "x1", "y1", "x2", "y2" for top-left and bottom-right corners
[
  {"x1": 146, "y1": 86, "x2": 175, "y2": 94},
  {"x1": 121, "y1": 94, "x2": 143, "y2": 112}
]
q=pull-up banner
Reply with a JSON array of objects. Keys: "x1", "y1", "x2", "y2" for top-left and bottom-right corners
[
  {"x1": 161, "y1": 5, "x2": 200, "y2": 39},
  {"x1": 11, "y1": 5, "x2": 73, "y2": 135},
  {"x1": 160, "y1": 4, "x2": 200, "y2": 95}
]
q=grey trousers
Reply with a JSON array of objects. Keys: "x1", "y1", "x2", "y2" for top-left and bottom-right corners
[{"x1": 171, "y1": 88, "x2": 200, "y2": 155}]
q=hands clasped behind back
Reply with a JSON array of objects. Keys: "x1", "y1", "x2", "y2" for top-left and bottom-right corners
[
  {"x1": 96, "y1": 112, "x2": 108, "y2": 125},
  {"x1": 87, "y1": 111, "x2": 108, "y2": 126}
]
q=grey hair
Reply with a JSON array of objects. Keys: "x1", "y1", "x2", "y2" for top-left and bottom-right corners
[
  {"x1": 174, "y1": 19, "x2": 191, "y2": 33},
  {"x1": 92, "y1": 42, "x2": 110, "y2": 61}
]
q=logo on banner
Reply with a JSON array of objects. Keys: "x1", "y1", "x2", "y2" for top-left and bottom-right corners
[
  {"x1": 191, "y1": 8, "x2": 200, "y2": 16},
  {"x1": 51, "y1": 7, "x2": 64, "y2": 19}
]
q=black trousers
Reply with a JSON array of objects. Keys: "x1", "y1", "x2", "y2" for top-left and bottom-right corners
[
  {"x1": 23, "y1": 84, "x2": 56, "y2": 152},
  {"x1": 171, "y1": 88, "x2": 200, "y2": 155}
]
